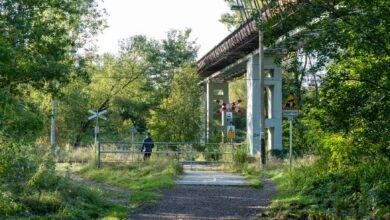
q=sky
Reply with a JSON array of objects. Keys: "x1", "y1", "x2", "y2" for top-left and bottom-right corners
[{"x1": 97, "y1": 0, "x2": 232, "y2": 59}]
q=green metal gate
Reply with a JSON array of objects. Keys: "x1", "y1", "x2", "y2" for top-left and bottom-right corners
[{"x1": 97, "y1": 142, "x2": 245, "y2": 167}]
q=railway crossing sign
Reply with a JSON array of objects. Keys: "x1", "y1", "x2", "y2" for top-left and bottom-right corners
[
  {"x1": 88, "y1": 109, "x2": 108, "y2": 145},
  {"x1": 283, "y1": 94, "x2": 299, "y2": 119},
  {"x1": 215, "y1": 99, "x2": 241, "y2": 142},
  {"x1": 226, "y1": 112, "x2": 233, "y2": 122},
  {"x1": 227, "y1": 125, "x2": 235, "y2": 139},
  {"x1": 128, "y1": 125, "x2": 137, "y2": 145},
  {"x1": 88, "y1": 109, "x2": 108, "y2": 121},
  {"x1": 215, "y1": 99, "x2": 243, "y2": 113},
  {"x1": 283, "y1": 94, "x2": 298, "y2": 109},
  {"x1": 128, "y1": 125, "x2": 137, "y2": 133},
  {"x1": 282, "y1": 94, "x2": 300, "y2": 170}
]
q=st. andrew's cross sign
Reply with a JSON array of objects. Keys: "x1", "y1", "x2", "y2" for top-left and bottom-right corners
[{"x1": 88, "y1": 109, "x2": 107, "y2": 145}]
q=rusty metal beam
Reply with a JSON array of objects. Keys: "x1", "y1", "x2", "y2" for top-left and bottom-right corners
[{"x1": 197, "y1": 0, "x2": 297, "y2": 78}]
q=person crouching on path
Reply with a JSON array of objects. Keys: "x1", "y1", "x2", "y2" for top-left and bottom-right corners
[{"x1": 141, "y1": 133, "x2": 154, "y2": 160}]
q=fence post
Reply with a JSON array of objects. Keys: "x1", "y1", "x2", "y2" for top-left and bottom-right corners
[
  {"x1": 137, "y1": 144, "x2": 140, "y2": 162},
  {"x1": 131, "y1": 143, "x2": 133, "y2": 161},
  {"x1": 190, "y1": 145, "x2": 193, "y2": 170},
  {"x1": 97, "y1": 142, "x2": 101, "y2": 168},
  {"x1": 231, "y1": 143, "x2": 234, "y2": 163}
]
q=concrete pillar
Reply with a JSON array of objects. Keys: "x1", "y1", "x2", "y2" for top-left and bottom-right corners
[
  {"x1": 266, "y1": 86, "x2": 274, "y2": 149},
  {"x1": 246, "y1": 54, "x2": 261, "y2": 155},
  {"x1": 200, "y1": 86, "x2": 207, "y2": 144},
  {"x1": 206, "y1": 80, "x2": 229, "y2": 143},
  {"x1": 267, "y1": 127, "x2": 274, "y2": 149},
  {"x1": 272, "y1": 66, "x2": 283, "y2": 150},
  {"x1": 264, "y1": 57, "x2": 283, "y2": 151}
]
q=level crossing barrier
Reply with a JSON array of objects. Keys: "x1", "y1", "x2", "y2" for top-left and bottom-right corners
[{"x1": 97, "y1": 142, "x2": 245, "y2": 167}]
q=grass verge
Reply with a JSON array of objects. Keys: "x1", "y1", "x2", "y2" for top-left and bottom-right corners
[
  {"x1": 129, "y1": 191, "x2": 161, "y2": 210},
  {"x1": 257, "y1": 156, "x2": 390, "y2": 219},
  {"x1": 74, "y1": 158, "x2": 183, "y2": 215},
  {"x1": 77, "y1": 158, "x2": 183, "y2": 190},
  {"x1": 0, "y1": 174, "x2": 128, "y2": 220}
]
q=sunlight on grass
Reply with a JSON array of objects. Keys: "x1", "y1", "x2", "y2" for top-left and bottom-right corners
[
  {"x1": 56, "y1": 162, "x2": 88, "y2": 173},
  {"x1": 77, "y1": 158, "x2": 182, "y2": 190},
  {"x1": 73, "y1": 159, "x2": 182, "y2": 216}
]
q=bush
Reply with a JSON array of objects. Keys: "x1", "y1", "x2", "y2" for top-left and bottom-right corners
[
  {"x1": 0, "y1": 190, "x2": 21, "y2": 216},
  {"x1": 266, "y1": 155, "x2": 390, "y2": 219},
  {"x1": 204, "y1": 144, "x2": 222, "y2": 161},
  {"x1": 233, "y1": 144, "x2": 248, "y2": 171},
  {"x1": 0, "y1": 142, "x2": 40, "y2": 193},
  {"x1": 0, "y1": 138, "x2": 127, "y2": 219}
]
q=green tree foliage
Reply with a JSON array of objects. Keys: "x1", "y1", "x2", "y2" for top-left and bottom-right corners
[
  {"x1": 222, "y1": 0, "x2": 389, "y2": 217},
  {"x1": 148, "y1": 29, "x2": 198, "y2": 98},
  {"x1": 224, "y1": 0, "x2": 390, "y2": 158},
  {"x1": 0, "y1": 0, "x2": 201, "y2": 217},
  {"x1": 148, "y1": 63, "x2": 202, "y2": 142},
  {"x1": 0, "y1": 0, "x2": 105, "y2": 142},
  {"x1": 220, "y1": 0, "x2": 265, "y2": 30},
  {"x1": 57, "y1": 30, "x2": 198, "y2": 146},
  {"x1": 66, "y1": 36, "x2": 152, "y2": 146},
  {"x1": 278, "y1": 0, "x2": 389, "y2": 159},
  {"x1": 0, "y1": 0, "x2": 105, "y2": 89},
  {"x1": 0, "y1": 1, "x2": 117, "y2": 218},
  {"x1": 263, "y1": 0, "x2": 389, "y2": 217}
]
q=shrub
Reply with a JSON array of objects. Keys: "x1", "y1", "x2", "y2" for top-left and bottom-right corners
[
  {"x1": 233, "y1": 144, "x2": 248, "y2": 171},
  {"x1": 266, "y1": 155, "x2": 390, "y2": 219},
  {"x1": 204, "y1": 144, "x2": 222, "y2": 161}
]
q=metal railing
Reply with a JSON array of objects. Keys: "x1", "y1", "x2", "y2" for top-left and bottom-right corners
[{"x1": 97, "y1": 142, "x2": 244, "y2": 167}]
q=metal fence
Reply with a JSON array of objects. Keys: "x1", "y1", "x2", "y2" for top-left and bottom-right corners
[{"x1": 97, "y1": 142, "x2": 244, "y2": 167}]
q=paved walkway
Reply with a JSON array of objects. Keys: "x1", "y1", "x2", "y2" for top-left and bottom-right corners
[
  {"x1": 175, "y1": 170, "x2": 250, "y2": 186},
  {"x1": 129, "y1": 179, "x2": 275, "y2": 219},
  {"x1": 129, "y1": 169, "x2": 275, "y2": 219}
]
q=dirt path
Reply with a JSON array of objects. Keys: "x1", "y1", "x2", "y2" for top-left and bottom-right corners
[
  {"x1": 129, "y1": 178, "x2": 275, "y2": 220},
  {"x1": 63, "y1": 171, "x2": 276, "y2": 219}
]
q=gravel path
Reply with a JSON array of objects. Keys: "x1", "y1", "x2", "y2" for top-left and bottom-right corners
[{"x1": 129, "y1": 178, "x2": 275, "y2": 220}]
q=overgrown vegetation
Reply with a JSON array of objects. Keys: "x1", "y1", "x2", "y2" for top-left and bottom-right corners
[
  {"x1": 1, "y1": 0, "x2": 389, "y2": 218},
  {"x1": 231, "y1": 144, "x2": 262, "y2": 188},
  {"x1": 76, "y1": 158, "x2": 183, "y2": 213},
  {"x1": 0, "y1": 0, "x2": 198, "y2": 218},
  {"x1": 223, "y1": 0, "x2": 389, "y2": 218},
  {"x1": 257, "y1": 157, "x2": 390, "y2": 219},
  {"x1": 0, "y1": 144, "x2": 128, "y2": 219},
  {"x1": 77, "y1": 158, "x2": 183, "y2": 190},
  {"x1": 129, "y1": 191, "x2": 161, "y2": 210}
]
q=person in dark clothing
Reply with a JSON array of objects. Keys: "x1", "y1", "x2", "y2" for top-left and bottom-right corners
[{"x1": 141, "y1": 133, "x2": 154, "y2": 160}]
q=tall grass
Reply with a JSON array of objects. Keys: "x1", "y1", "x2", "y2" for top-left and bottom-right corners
[
  {"x1": 77, "y1": 158, "x2": 183, "y2": 190},
  {"x1": 0, "y1": 151, "x2": 128, "y2": 219},
  {"x1": 260, "y1": 156, "x2": 390, "y2": 219},
  {"x1": 57, "y1": 144, "x2": 95, "y2": 163}
]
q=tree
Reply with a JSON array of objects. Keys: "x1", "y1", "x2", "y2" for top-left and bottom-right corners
[
  {"x1": 0, "y1": 1, "x2": 106, "y2": 216},
  {"x1": 0, "y1": 0, "x2": 105, "y2": 90},
  {"x1": 147, "y1": 63, "x2": 202, "y2": 142},
  {"x1": 0, "y1": 0, "x2": 105, "y2": 142},
  {"x1": 55, "y1": 29, "x2": 198, "y2": 146},
  {"x1": 221, "y1": 0, "x2": 389, "y2": 155},
  {"x1": 71, "y1": 36, "x2": 151, "y2": 146},
  {"x1": 220, "y1": 0, "x2": 266, "y2": 31},
  {"x1": 148, "y1": 29, "x2": 198, "y2": 98},
  {"x1": 273, "y1": 0, "x2": 390, "y2": 160}
]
